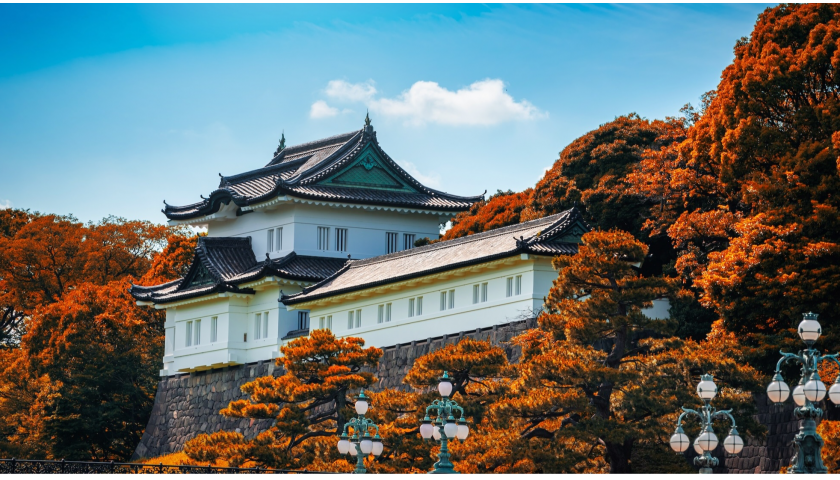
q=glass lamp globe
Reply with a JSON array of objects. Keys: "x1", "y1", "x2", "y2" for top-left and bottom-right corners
[
  {"x1": 438, "y1": 379, "x2": 453, "y2": 397},
  {"x1": 433, "y1": 426, "x2": 442, "y2": 441},
  {"x1": 669, "y1": 431, "x2": 690, "y2": 453},
  {"x1": 372, "y1": 438, "x2": 384, "y2": 457},
  {"x1": 723, "y1": 434, "x2": 744, "y2": 455},
  {"x1": 337, "y1": 437, "x2": 350, "y2": 454},
  {"x1": 804, "y1": 378, "x2": 827, "y2": 402},
  {"x1": 696, "y1": 374, "x2": 717, "y2": 401},
  {"x1": 766, "y1": 377, "x2": 790, "y2": 403},
  {"x1": 693, "y1": 443, "x2": 703, "y2": 454},
  {"x1": 792, "y1": 384, "x2": 807, "y2": 406},
  {"x1": 360, "y1": 437, "x2": 373, "y2": 454},
  {"x1": 457, "y1": 424, "x2": 469, "y2": 440},
  {"x1": 828, "y1": 381, "x2": 840, "y2": 404},
  {"x1": 355, "y1": 399, "x2": 369, "y2": 415},
  {"x1": 696, "y1": 431, "x2": 719, "y2": 452},
  {"x1": 419, "y1": 420, "x2": 434, "y2": 439},
  {"x1": 798, "y1": 313, "x2": 821, "y2": 342},
  {"x1": 444, "y1": 421, "x2": 458, "y2": 439}
]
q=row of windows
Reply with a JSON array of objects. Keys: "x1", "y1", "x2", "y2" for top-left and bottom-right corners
[
  {"x1": 316, "y1": 226, "x2": 348, "y2": 252},
  {"x1": 254, "y1": 311, "x2": 270, "y2": 340},
  {"x1": 347, "y1": 309, "x2": 362, "y2": 329},
  {"x1": 185, "y1": 316, "x2": 218, "y2": 347}
]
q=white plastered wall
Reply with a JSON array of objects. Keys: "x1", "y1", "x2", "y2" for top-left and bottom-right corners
[{"x1": 205, "y1": 201, "x2": 447, "y2": 261}]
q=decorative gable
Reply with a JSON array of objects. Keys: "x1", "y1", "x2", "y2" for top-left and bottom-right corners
[
  {"x1": 187, "y1": 262, "x2": 215, "y2": 287},
  {"x1": 556, "y1": 221, "x2": 588, "y2": 243},
  {"x1": 319, "y1": 144, "x2": 417, "y2": 192}
]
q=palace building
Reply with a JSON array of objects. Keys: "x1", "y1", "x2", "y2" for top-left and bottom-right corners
[{"x1": 132, "y1": 116, "x2": 663, "y2": 376}]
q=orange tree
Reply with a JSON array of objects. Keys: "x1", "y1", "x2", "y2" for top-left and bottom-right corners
[
  {"x1": 443, "y1": 190, "x2": 534, "y2": 241},
  {"x1": 485, "y1": 230, "x2": 762, "y2": 473},
  {"x1": 184, "y1": 329, "x2": 382, "y2": 470}
]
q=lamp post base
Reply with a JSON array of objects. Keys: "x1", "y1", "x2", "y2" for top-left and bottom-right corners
[
  {"x1": 698, "y1": 468, "x2": 713, "y2": 474},
  {"x1": 787, "y1": 416, "x2": 828, "y2": 474}
]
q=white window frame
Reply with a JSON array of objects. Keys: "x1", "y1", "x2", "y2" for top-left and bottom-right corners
[
  {"x1": 255, "y1": 313, "x2": 262, "y2": 340},
  {"x1": 263, "y1": 311, "x2": 269, "y2": 338},
  {"x1": 318, "y1": 227, "x2": 330, "y2": 251},
  {"x1": 267, "y1": 229, "x2": 274, "y2": 253},
  {"x1": 506, "y1": 277, "x2": 514, "y2": 297},
  {"x1": 408, "y1": 298, "x2": 415, "y2": 317},
  {"x1": 335, "y1": 228, "x2": 348, "y2": 252},
  {"x1": 515, "y1": 275, "x2": 522, "y2": 295},
  {"x1": 403, "y1": 233, "x2": 416, "y2": 250},
  {"x1": 195, "y1": 319, "x2": 201, "y2": 345},
  {"x1": 297, "y1": 311, "x2": 309, "y2": 331},
  {"x1": 355, "y1": 309, "x2": 362, "y2": 328},
  {"x1": 448, "y1": 289, "x2": 455, "y2": 309},
  {"x1": 186, "y1": 321, "x2": 193, "y2": 347},
  {"x1": 481, "y1": 282, "x2": 488, "y2": 303},
  {"x1": 210, "y1": 316, "x2": 218, "y2": 343},
  {"x1": 386, "y1": 232, "x2": 398, "y2": 254},
  {"x1": 348, "y1": 310, "x2": 355, "y2": 329},
  {"x1": 416, "y1": 296, "x2": 423, "y2": 315},
  {"x1": 440, "y1": 291, "x2": 447, "y2": 311},
  {"x1": 385, "y1": 303, "x2": 392, "y2": 322},
  {"x1": 473, "y1": 284, "x2": 480, "y2": 304}
]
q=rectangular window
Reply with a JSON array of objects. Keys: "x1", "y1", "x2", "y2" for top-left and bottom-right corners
[
  {"x1": 416, "y1": 296, "x2": 423, "y2": 315},
  {"x1": 335, "y1": 228, "x2": 348, "y2": 252},
  {"x1": 506, "y1": 277, "x2": 514, "y2": 297},
  {"x1": 386, "y1": 232, "x2": 398, "y2": 254},
  {"x1": 385, "y1": 303, "x2": 392, "y2": 322},
  {"x1": 403, "y1": 233, "x2": 416, "y2": 250},
  {"x1": 481, "y1": 282, "x2": 488, "y2": 303},
  {"x1": 255, "y1": 313, "x2": 262, "y2": 340},
  {"x1": 440, "y1": 291, "x2": 447, "y2": 311},
  {"x1": 267, "y1": 229, "x2": 274, "y2": 253},
  {"x1": 186, "y1": 321, "x2": 193, "y2": 347},
  {"x1": 297, "y1": 311, "x2": 309, "y2": 331},
  {"x1": 408, "y1": 298, "x2": 415, "y2": 317},
  {"x1": 378, "y1": 305, "x2": 384, "y2": 324},
  {"x1": 448, "y1": 289, "x2": 455, "y2": 309},
  {"x1": 210, "y1": 316, "x2": 218, "y2": 343},
  {"x1": 263, "y1": 311, "x2": 269, "y2": 338},
  {"x1": 473, "y1": 284, "x2": 480, "y2": 304},
  {"x1": 355, "y1": 309, "x2": 362, "y2": 328},
  {"x1": 348, "y1": 310, "x2": 354, "y2": 329},
  {"x1": 195, "y1": 319, "x2": 201, "y2": 345},
  {"x1": 275, "y1": 227, "x2": 283, "y2": 251},
  {"x1": 326, "y1": 315, "x2": 332, "y2": 330},
  {"x1": 515, "y1": 275, "x2": 522, "y2": 295},
  {"x1": 318, "y1": 227, "x2": 330, "y2": 251},
  {"x1": 319, "y1": 316, "x2": 325, "y2": 329}
]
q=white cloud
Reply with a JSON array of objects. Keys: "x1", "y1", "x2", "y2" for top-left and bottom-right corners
[
  {"x1": 0, "y1": 199, "x2": 11, "y2": 210},
  {"x1": 309, "y1": 100, "x2": 340, "y2": 119},
  {"x1": 325, "y1": 80, "x2": 377, "y2": 102},
  {"x1": 370, "y1": 79, "x2": 547, "y2": 126},
  {"x1": 398, "y1": 161, "x2": 441, "y2": 188}
]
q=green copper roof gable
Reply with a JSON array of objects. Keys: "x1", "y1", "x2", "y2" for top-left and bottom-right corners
[{"x1": 318, "y1": 144, "x2": 418, "y2": 192}]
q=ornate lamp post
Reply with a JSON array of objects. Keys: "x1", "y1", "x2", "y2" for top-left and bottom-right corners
[
  {"x1": 765, "y1": 312, "x2": 840, "y2": 474},
  {"x1": 669, "y1": 374, "x2": 744, "y2": 474},
  {"x1": 418, "y1": 372, "x2": 470, "y2": 474},
  {"x1": 336, "y1": 389, "x2": 384, "y2": 474}
]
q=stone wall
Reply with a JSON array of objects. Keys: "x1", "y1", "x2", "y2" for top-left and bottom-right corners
[{"x1": 132, "y1": 318, "x2": 821, "y2": 474}]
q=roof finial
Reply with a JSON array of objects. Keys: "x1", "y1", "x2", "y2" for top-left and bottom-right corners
[
  {"x1": 274, "y1": 131, "x2": 286, "y2": 156},
  {"x1": 364, "y1": 110, "x2": 371, "y2": 127}
]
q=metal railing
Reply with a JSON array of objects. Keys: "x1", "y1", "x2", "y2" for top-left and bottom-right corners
[{"x1": 0, "y1": 458, "x2": 330, "y2": 474}]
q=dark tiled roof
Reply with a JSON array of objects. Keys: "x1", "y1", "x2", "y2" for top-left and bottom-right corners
[
  {"x1": 163, "y1": 126, "x2": 483, "y2": 220},
  {"x1": 130, "y1": 238, "x2": 348, "y2": 305},
  {"x1": 283, "y1": 209, "x2": 588, "y2": 305}
]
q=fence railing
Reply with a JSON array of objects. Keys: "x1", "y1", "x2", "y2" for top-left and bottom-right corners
[{"x1": 0, "y1": 458, "x2": 330, "y2": 474}]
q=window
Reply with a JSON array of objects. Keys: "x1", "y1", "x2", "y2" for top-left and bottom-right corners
[
  {"x1": 195, "y1": 319, "x2": 201, "y2": 345},
  {"x1": 403, "y1": 234, "x2": 416, "y2": 250},
  {"x1": 473, "y1": 285, "x2": 480, "y2": 304},
  {"x1": 266, "y1": 228, "x2": 283, "y2": 253},
  {"x1": 506, "y1": 277, "x2": 514, "y2": 297},
  {"x1": 416, "y1": 296, "x2": 423, "y2": 315},
  {"x1": 297, "y1": 311, "x2": 309, "y2": 331},
  {"x1": 263, "y1": 311, "x2": 269, "y2": 338},
  {"x1": 318, "y1": 227, "x2": 330, "y2": 250},
  {"x1": 210, "y1": 316, "x2": 218, "y2": 343},
  {"x1": 386, "y1": 232, "x2": 398, "y2": 254},
  {"x1": 474, "y1": 284, "x2": 488, "y2": 303},
  {"x1": 348, "y1": 310, "x2": 355, "y2": 329},
  {"x1": 335, "y1": 228, "x2": 348, "y2": 252},
  {"x1": 378, "y1": 303, "x2": 391, "y2": 323},
  {"x1": 319, "y1": 315, "x2": 333, "y2": 330},
  {"x1": 348, "y1": 310, "x2": 362, "y2": 329},
  {"x1": 409, "y1": 298, "x2": 415, "y2": 317},
  {"x1": 515, "y1": 275, "x2": 522, "y2": 295},
  {"x1": 385, "y1": 304, "x2": 391, "y2": 322},
  {"x1": 255, "y1": 313, "x2": 262, "y2": 340},
  {"x1": 441, "y1": 290, "x2": 455, "y2": 310},
  {"x1": 408, "y1": 297, "x2": 422, "y2": 317},
  {"x1": 355, "y1": 309, "x2": 362, "y2": 328},
  {"x1": 186, "y1": 321, "x2": 193, "y2": 347},
  {"x1": 481, "y1": 283, "x2": 488, "y2": 303}
]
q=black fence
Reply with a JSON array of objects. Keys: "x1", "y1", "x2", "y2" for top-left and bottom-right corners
[{"x1": 0, "y1": 458, "x2": 330, "y2": 474}]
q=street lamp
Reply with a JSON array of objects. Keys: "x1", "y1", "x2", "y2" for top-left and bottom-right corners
[
  {"x1": 419, "y1": 372, "x2": 469, "y2": 474},
  {"x1": 669, "y1": 374, "x2": 743, "y2": 474},
  {"x1": 766, "y1": 312, "x2": 840, "y2": 474},
  {"x1": 336, "y1": 389, "x2": 384, "y2": 474}
]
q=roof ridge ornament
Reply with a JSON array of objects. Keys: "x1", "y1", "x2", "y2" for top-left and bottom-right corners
[
  {"x1": 274, "y1": 131, "x2": 286, "y2": 157},
  {"x1": 365, "y1": 110, "x2": 371, "y2": 127}
]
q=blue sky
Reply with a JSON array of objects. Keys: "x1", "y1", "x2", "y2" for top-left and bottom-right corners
[{"x1": 0, "y1": 3, "x2": 772, "y2": 224}]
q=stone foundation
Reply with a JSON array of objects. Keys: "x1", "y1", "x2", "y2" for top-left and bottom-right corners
[{"x1": 132, "y1": 319, "x2": 822, "y2": 473}]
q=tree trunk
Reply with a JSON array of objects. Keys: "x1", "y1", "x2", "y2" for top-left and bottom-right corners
[{"x1": 605, "y1": 438, "x2": 634, "y2": 473}]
